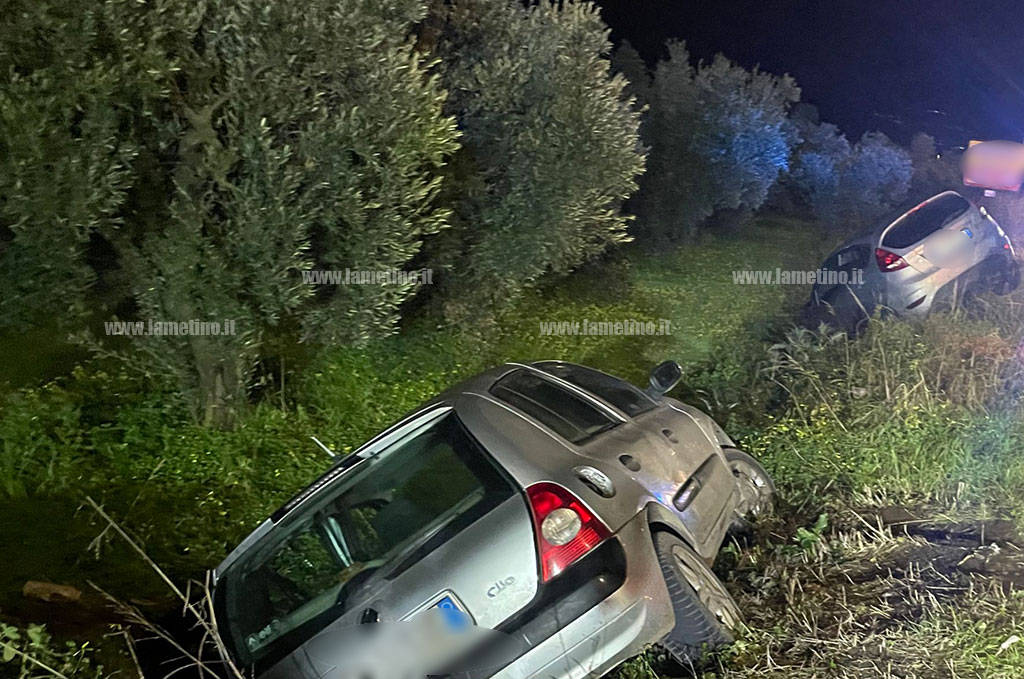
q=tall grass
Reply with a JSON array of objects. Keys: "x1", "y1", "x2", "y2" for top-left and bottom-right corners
[{"x1": 749, "y1": 301, "x2": 1024, "y2": 523}]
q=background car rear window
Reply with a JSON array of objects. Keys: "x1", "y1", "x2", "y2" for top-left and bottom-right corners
[
  {"x1": 534, "y1": 361, "x2": 657, "y2": 417},
  {"x1": 490, "y1": 370, "x2": 617, "y2": 443},
  {"x1": 882, "y1": 194, "x2": 971, "y2": 249}
]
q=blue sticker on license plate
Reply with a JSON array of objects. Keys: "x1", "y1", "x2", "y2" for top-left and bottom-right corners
[{"x1": 432, "y1": 595, "x2": 470, "y2": 629}]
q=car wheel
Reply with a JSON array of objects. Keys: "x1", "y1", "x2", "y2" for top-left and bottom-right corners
[
  {"x1": 991, "y1": 257, "x2": 1020, "y2": 295},
  {"x1": 654, "y1": 531, "x2": 740, "y2": 665},
  {"x1": 724, "y1": 448, "x2": 775, "y2": 527}
]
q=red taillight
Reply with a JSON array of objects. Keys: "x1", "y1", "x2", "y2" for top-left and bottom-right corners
[
  {"x1": 1005, "y1": 241, "x2": 1012, "y2": 250},
  {"x1": 526, "y1": 482, "x2": 610, "y2": 582},
  {"x1": 875, "y1": 248, "x2": 909, "y2": 272}
]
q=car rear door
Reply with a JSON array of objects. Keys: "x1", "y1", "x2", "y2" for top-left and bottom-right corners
[
  {"x1": 307, "y1": 415, "x2": 542, "y2": 651},
  {"x1": 217, "y1": 411, "x2": 542, "y2": 678},
  {"x1": 882, "y1": 193, "x2": 982, "y2": 277}
]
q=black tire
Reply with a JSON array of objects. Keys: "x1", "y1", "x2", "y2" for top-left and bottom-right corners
[
  {"x1": 804, "y1": 286, "x2": 871, "y2": 335},
  {"x1": 724, "y1": 448, "x2": 775, "y2": 531},
  {"x1": 991, "y1": 256, "x2": 1020, "y2": 295},
  {"x1": 654, "y1": 531, "x2": 740, "y2": 665}
]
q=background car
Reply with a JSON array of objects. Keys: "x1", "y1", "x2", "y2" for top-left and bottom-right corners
[
  {"x1": 211, "y1": 360, "x2": 774, "y2": 679},
  {"x1": 805, "y1": 190, "x2": 1019, "y2": 331}
]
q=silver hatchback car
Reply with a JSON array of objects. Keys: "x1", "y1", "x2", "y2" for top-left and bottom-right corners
[
  {"x1": 805, "y1": 190, "x2": 1019, "y2": 330},
  {"x1": 211, "y1": 360, "x2": 774, "y2": 679}
]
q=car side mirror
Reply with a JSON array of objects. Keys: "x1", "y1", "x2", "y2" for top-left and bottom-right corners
[{"x1": 646, "y1": 360, "x2": 682, "y2": 398}]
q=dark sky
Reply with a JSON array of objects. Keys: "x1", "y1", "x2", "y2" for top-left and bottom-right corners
[{"x1": 594, "y1": 0, "x2": 1024, "y2": 148}]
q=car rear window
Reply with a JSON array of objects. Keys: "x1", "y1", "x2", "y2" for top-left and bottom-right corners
[
  {"x1": 490, "y1": 369, "x2": 617, "y2": 443},
  {"x1": 214, "y1": 413, "x2": 513, "y2": 670},
  {"x1": 882, "y1": 194, "x2": 971, "y2": 249},
  {"x1": 534, "y1": 361, "x2": 657, "y2": 417}
]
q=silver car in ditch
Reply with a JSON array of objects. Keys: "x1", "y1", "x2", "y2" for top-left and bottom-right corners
[
  {"x1": 211, "y1": 360, "x2": 774, "y2": 679},
  {"x1": 805, "y1": 190, "x2": 1019, "y2": 330}
]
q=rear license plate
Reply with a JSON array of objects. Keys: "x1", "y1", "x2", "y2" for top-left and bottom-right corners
[{"x1": 432, "y1": 594, "x2": 471, "y2": 629}]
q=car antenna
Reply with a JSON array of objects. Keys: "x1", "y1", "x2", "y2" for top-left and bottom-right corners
[{"x1": 310, "y1": 435, "x2": 337, "y2": 459}]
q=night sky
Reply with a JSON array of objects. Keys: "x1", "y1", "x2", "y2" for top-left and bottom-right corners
[{"x1": 595, "y1": 0, "x2": 1024, "y2": 148}]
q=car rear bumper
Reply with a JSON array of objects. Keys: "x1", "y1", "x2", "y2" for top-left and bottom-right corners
[
  {"x1": 491, "y1": 511, "x2": 674, "y2": 679},
  {"x1": 890, "y1": 251, "x2": 1014, "y2": 316}
]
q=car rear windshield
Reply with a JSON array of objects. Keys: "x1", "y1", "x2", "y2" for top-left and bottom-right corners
[
  {"x1": 214, "y1": 412, "x2": 514, "y2": 670},
  {"x1": 881, "y1": 194, "x2": 971, "y2": 249},
  {"x1": 489, "y1": 369, "x2": 617, "y2": 443},
  {"x1": 534, "y1": 361, "x2": 657, "y2": 417}
]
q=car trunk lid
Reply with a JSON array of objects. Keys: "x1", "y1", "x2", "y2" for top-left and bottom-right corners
[{"x1": 214, "y1": 410, "x2": 540, "y2": 676}]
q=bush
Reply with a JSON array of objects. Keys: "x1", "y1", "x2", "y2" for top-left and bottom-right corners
[
  {"x1": 0, "y1": 622, "x2": 111, "y2": 679},
  {"x1": 908, "y1": 132, "x2": 962, "y2": 201},
  {"x1": 0, "y1": 386, "x2": 85, "y2": 498}
]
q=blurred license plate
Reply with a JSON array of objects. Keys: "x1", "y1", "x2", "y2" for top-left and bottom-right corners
[{"x1": 432, "y1": 594, "x2": 471, "y2": 629}]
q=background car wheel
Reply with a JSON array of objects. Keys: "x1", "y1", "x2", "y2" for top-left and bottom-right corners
[
  {"x1": 991, "y1": 257, "x2": 1020, "y2": 295},
  {"x1": 654, "y1": 531, "x2": 740, "y2": 665},
  {"x1": 724, "y1": 448, "x2": 775, "y2": 529},
  {"x1": 809, "y1": 286, "x2": 872, "y2": 335}
]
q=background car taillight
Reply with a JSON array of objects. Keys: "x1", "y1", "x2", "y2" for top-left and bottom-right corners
[
  {"x1": 875, "y1": 248, "x2": 909, "y2": 272},
  {"x1": 527, "y1": 482, "x2": 610, "y2": 582}
]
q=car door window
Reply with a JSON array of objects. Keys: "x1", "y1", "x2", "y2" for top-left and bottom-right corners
[
  {"x1": 836, "y1": 246, "x2": 868, "y2": 269},
  {"x1": 818, "y1": 245, "x2": 868, "y2": 297},
  {"x1": 490, "y1": 370, "x2": 617, "y2": 443}
]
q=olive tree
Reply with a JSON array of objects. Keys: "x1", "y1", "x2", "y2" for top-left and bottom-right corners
[
  {"x1": 635, "y1": 42, "x2": 800, "y2": 243},
  {"x1": 790, "y1": 122, "x2": 912, "y2": 231},
  {"x1": 428, "y1": 0, "x2": 645, "y2": 319},
  {"x1": 0, "y1": 0, "x2": 459, "y2": 426}
]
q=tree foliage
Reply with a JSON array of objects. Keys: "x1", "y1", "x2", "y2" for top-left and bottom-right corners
[
  {"x1": 635, "y1": 42, "x2": 800, "y2": 242},
  {"x1": 0, "y1": 0, "x2": 459, "y2": 426},
  {"x1": 791, "y1": 122, "x2": 913, "y2": 231},
  {"x1": 429, "y1": 0, "x2": 645, "y2": 318},
  {"x1": 0, "y1": 1, "x2": 141, "y2": 328},
  {"x1": 908, "y1": 132, "x2": 961, "y2": 200},
  {"x1": 611, "y1": 40, "x2": 651, "y2": 109}
]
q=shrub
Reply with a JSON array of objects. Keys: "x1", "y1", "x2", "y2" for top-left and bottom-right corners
[
  {"x1": 787, "y1": 121, "x2": 850, "y2": 219},
  {"x1": 0, "y1": 622, "x2": 111, "y2": 679},
  {"x1": 838, "y1": 132, "x2": 914, "y2": 224},
  {"x1": 0, "y1": 386, "x2": 85, "y2": 498},
  {"x1": 908, "y1": 132, "x2": 962, "y2": 200}
]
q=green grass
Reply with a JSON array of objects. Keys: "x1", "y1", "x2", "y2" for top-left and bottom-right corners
[
  {"x1": 8, "y1": 215, "x2": 1024, "y2": 679},
  {"x1": 0, "y1": 215, "x2": 825, "y2": 593},
  {"x1": 632, "y1": 216, "x2": 832, "y2": 363}
]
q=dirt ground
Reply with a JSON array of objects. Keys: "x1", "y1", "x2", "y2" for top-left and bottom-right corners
[{"x1": 714, "y1": 506, "x2": 1024, "y2": 679}]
